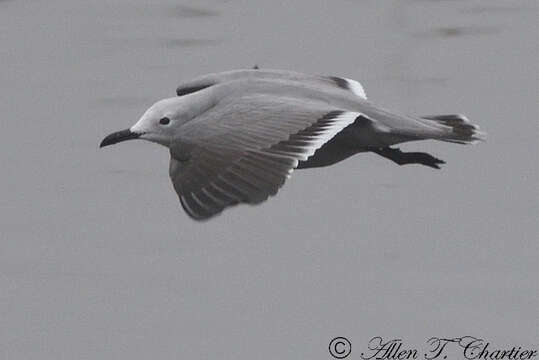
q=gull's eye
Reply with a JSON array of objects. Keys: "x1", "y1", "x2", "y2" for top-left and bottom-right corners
[{"x1": 159, "y1": 117, "x2": 170, "y2": 125}]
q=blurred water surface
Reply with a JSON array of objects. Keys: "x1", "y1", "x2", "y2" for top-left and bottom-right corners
[{"x1": 0, "y1": 0, "x2": 538, "y2": 359}]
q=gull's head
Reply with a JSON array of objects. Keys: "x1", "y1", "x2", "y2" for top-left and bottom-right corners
[{"x1": 100, "y1": 97, "x2": 188, "y2": 148}]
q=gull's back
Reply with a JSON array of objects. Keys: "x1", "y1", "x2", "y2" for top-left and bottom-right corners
[{"x1": 175, "y1": 69, "x2": 452, "y2": 144}]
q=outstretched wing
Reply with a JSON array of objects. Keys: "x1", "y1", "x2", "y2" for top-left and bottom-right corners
[
  {"x1": 169, "y1": 94, "x2": 361, "y2": 220},
  {"x1": 175, "y1": 69, "x2": 367, "y2": 99}
]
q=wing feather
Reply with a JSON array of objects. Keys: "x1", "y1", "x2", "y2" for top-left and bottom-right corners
[{"x1": 169, "y1": 95, "x2": 361, "y2": 220}]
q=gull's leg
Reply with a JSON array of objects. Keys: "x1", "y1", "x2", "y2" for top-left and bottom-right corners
[{"x1": 370, "y1": 147, "x2": 446, "y2": 169}]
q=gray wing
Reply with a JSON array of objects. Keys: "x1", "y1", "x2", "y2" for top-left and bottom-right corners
[
  {"x1": 169, "y1": 94, "x2": 361, "y2": 220},
  {"x1": 176, "y1": 68, "x2": 367, "y2": 99}
]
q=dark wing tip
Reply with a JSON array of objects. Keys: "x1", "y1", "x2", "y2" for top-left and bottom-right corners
[
  {"x1": 176, "y1": 83, "x2": 214, "y2": 96},
  {"x1": 179, "y1": 195, "x2": 225, "y2": 221},
  {"x1": 327, "y1": 76, "x2": 350, "y2": 90}
]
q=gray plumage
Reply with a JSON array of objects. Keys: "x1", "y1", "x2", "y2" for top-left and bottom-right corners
[{"x1": 100, "y1": 69, "x2": 485, "y2": 220}]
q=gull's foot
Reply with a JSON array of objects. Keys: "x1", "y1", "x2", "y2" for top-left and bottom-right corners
[{"x1": 371, "y1": 147, "x2": 446, "y2": 169}]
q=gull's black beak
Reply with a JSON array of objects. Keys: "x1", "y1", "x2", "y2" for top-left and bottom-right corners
[{"x1": 100, "y1": 129, "x2": 141, "y2": 148}]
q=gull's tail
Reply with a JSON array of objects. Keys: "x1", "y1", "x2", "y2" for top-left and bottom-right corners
[{"x1": 421, "y1": 114, "x2": 486, "y2": 144}]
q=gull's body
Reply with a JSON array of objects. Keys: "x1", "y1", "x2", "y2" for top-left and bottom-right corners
[{"x1": 101, "y1": 69, "x2": 484, "y2": 220}]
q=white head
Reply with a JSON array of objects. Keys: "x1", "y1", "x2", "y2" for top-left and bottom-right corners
[{"x1": 100, "y1": 97, "x2": 189, "y2": 148}]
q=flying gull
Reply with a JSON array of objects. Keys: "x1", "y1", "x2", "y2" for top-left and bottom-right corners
[{"x1": 100, "y1": 69, "x2": 485, "y2": 220}]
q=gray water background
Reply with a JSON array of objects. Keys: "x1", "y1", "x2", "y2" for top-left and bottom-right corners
[{"x1": 1, "y1": 0, "x2": 538, "y2": 359}]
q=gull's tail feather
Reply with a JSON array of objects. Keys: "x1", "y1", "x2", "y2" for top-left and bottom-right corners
[{"x1": 421, "y1": 114, "x2": 486, "y2": 144}]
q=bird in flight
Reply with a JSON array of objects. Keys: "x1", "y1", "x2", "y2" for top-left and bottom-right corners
[{"x1": 100, "y1": 69, "x2": 484, "y2": 220}]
